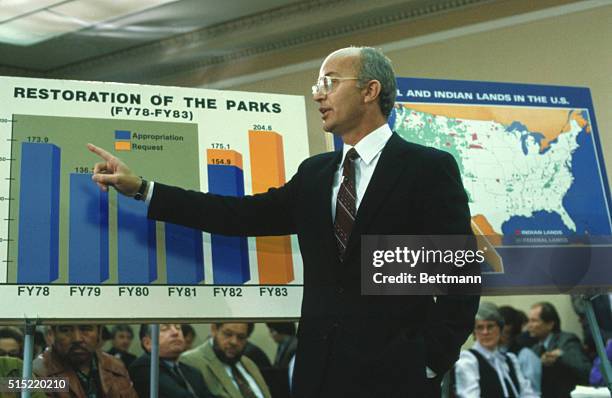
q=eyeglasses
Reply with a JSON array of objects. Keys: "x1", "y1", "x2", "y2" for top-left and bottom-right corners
[
  {"x1": 312, "y1": 76, "x2": 359, "y2": 96},
  {"x1": 474, "y1": 323, "x2": 499, "y2": 333}
]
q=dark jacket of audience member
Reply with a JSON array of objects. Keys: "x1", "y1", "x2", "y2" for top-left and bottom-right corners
[
  {"x1": 107, "y1": 325, "x2": 137, "y2": 369},
  {"x1": 129, "y1": 324, "x2": 212, "y2": 398},
  {"x1": 129, "y1": 352, "x2": 212, "y2": 398},
  {"x1": 266, "y1": 322, "x2": 297, "y2": 369},
  {"x1": 33, "y1": 347, "x2": 136, "y2": 398},
  {"x1": 528, "y1": 302, "x2": 590, "y2": 398},
  {"x1": 244, "y1": 341, "x2": 272, "y2": 370}
]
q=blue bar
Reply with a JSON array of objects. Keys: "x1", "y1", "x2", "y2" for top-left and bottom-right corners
[
  {"x1": 68, "y1": 173, "x2": 109, "y2": 283},
  {"x1": 117, "y1": 195, "x2": 157, "y2": 284},
  {"x1": 115, "y1": 130, "x2": 131, "y2": 140},
  {"x1": 17, "y1": 143, "x2": 61, "y2": 283},
  {"x1": 207, "y1": 165, "x2": 250, "y2": 284},
  {"x1": 165, "y1": 223, "x2": 204, "y2": 284}
]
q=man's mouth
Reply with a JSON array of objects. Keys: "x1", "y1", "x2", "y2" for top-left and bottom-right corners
[{"x1": 319, "y1": 107, "x2": 331, "y2": 118}]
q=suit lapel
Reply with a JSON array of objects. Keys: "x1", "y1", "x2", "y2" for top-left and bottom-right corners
[
  {"x1": 344, "y1": 134, "x2": 409, "y2": 258},
  {"x1": 315, "y1": 150, "x2": 343, "y2": 260},
  {"x1": 203, "y1": 343, "x2": 242, "y2": 398}
]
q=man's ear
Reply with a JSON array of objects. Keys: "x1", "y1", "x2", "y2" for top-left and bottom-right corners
[
  {"x1": 142, "y1": 336, "x2": 152, "y2": 352},
  {"x1": 362, "y1": 80, "x2": 382, "y2": 105}
]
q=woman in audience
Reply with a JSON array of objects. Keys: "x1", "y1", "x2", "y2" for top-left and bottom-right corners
[{"x1": 455, "y1": 302, "x2": 539, "y2": 397}]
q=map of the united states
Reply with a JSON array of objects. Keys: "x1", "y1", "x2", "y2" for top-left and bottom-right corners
[{"x1": 393, "y1": 104, "x2": 612, "y2": 242}]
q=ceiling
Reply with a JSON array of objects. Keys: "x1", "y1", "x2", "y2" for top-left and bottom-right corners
[
  {"x1": 0, "y1": 0, "x2": 298, "y2": 72},
  {"x1": 0, "y1": 0, "x2": 579, "y2": 84}
]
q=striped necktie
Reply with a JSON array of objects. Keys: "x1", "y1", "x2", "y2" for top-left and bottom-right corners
[
  {"x1": 231, "y1": 364, "x2": 257, "y2": 398},
  {"x1": 334, "y1": 148, "x2": 359, "y2": 260}
]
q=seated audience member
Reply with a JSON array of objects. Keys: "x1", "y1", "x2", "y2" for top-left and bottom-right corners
[
  {"x1": 527, "y1": 302, "x2": 591, "y2": 398},
  {"x1": 572, "y1": 293, "x2": 612, "y2": 360},
  {"x1": 129, "y1": 324, "x2": 212, "y2": 398},
  {"x1": 242, "y1": 323, "x2": 272, "y2": 371},
  {"x1": 181, "y1": 323, "x2": 272, "y2": 398},
  {"x1": 0, "y1": 327, "x2": 23, "y2": 358},
  {"x1": 589, "y1": 339, "x2": 612, "y2": 386},
  {"x1": 100, "y1": 326, "x2": 112, "y2": 348},
  {"x1": 33, "y1": 324, "x2": 137, "y2": 398},
  {"x1": 499, "y1": 306, "x2": 542, "y2": 394},
  {"x1": 266, "y1": 322, "x2": 297, "y2": 369},
  {"x1": 107, "y1": 325, "x2": 137, "y2": 368},
  {"x1": 33, "y1": 328, "x2": 47, "y2": 358},
  {"x1": 0, "y1": 356, "x2": 45, "y2": 398},
  {"x1": 455, "y1": 302, "x2": 538, "y2": 397},
  {"x1": 182, "y1": 324, "x2": 197, "y2": 351}
]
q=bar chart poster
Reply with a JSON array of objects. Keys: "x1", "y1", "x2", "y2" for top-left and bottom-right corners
[{"x1": 0, "y1": 76, "x2": 309, "y2": 321}]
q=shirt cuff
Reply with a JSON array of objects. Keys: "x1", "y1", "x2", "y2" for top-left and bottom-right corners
[
  {"x1": 426, "y1": 367, "x2": 437, "y2": 378},
  {"x1": 145, "y1": 181, "x2": 155, "y2": 204}
]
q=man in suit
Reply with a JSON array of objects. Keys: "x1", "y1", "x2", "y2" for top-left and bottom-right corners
[
  {"x1": 106, "y1": 325, "x2": 137, "y2": 368},
  {"x1": 89, "y1": 46, "x2": 479, "y2": 397},
  {"x1": 527, "y1": 302, "x2": 591, "y2": 398},
  {"x1": 129, "y1": 323, "x2": 212, "y2": 398},
  {"x1": 266, "y1": 322, "x2": 297, "y2": 369},
  {"x1": 180, "y1": 323, "x2": 271, "y2": 398}
]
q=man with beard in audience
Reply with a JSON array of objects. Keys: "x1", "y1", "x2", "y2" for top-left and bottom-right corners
[
  {"x1": 33, "y1": 324, "x2": 137, "y2": 397},
  {"x1": 181, "y1": 323, "x2": 271, "y2": 398}
]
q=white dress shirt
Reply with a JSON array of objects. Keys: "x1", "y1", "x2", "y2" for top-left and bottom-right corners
[
  {"x1": 222, "y1": 360, "x2": 264, "y2": 398},
  {"x1": 454, "y1": 341, "x2": 539, "y2": 398},
  {"x1": 331, "y1": 123, "x2": 392, "y2": 219}
]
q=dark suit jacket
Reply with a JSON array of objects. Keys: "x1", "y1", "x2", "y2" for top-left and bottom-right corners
[
  {"x1": 107, "y1": 347, "x2": 137, "y2": 369},
  {"x1": 148, "y1": 133, "x2": 479, "y2": 397},
  {"x1": 533, "y1": 331, "x2": 591, "y2": 398},
  {"x1": 128, "y1": 353, "x2": 212, "y2": 398},
  {"x1": 274, "y1": 335, "x2": 297, "y2": 369}
]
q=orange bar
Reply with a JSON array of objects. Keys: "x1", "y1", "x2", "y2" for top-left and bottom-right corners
[
  {"x1": 248, "y1": 130, "x2": 294, "y2": 284},
  {"x1": 248, "y1": 131, "x2": 286, "y2": 193},
  {"x1": 115, "y1": 141, "x2": 131, "y2": 151},
  {"x1": 206, "y1": 149, "x2": 243, "y2": 169}
]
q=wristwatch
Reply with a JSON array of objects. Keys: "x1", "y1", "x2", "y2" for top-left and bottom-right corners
[{"x1": 134, "y1": 178, "x2": 148, "y2": 201}]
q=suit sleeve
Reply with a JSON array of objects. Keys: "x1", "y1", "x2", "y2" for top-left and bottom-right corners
[
  {"x1": 556, "y1": 333, "x2": 591, "y2": 385},
  {"x1": 128, "y1": 363, "x2": 150, "y2": 398},
  {"x1": 421, "y1": 152, "x2": 480, "y2": 374},
  {"x1": 148, "y1": 163, "x2": 302, "y2": 236}
]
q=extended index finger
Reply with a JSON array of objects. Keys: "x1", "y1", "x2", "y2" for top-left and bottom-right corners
[{"x1": 87, "y1": 143, "x2": 115, "y2": 161}]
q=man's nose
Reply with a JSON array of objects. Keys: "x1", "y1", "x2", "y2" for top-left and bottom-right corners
[
  {"x1": 73, "y1": 329, "x2": 84, "y2": 341},
  {"x1": 312, "y1": 91, "x2": 325, "y2": 102}
]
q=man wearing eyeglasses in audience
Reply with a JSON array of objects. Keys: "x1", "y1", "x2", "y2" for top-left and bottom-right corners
[
  {"x1": 33, "y1": 324, "x2": 137, "y2": 397},
  {"x1": 180, "y1": 323, "x2": 271, "y2": 398},
  {"x1": 89, "y1": 46, "x2": 478, "y2": 397}
]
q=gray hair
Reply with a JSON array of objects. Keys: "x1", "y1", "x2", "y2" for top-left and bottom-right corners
[
  {"x1": 475, "y1": 302, "x2": 504, "y2": 328},
  {"x1": 356, "y1": 47, "x2": 397, "y2": 118}
]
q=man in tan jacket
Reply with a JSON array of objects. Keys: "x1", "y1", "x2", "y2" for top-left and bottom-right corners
[
  {"x1": 180, "y1": 323, "x2": 271, "y2": 398},
  {"x1": 33, "y1": 324, "x2": 137, "y2": 398}
]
